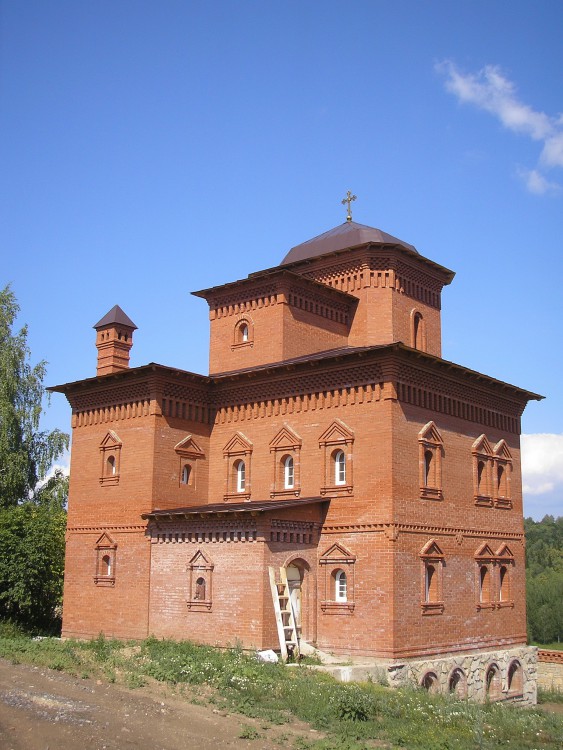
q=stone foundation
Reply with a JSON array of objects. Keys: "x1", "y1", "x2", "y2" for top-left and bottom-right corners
[
  {"x1": 387, "y1": 645, "x2": 537, "y2": 705},
  {"x1": 308, "y1": 645, "x2": 537, "y2": 705}
]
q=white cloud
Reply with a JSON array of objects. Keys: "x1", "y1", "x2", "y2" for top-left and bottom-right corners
[
  {"x1": 436, "y1": 61, "x2": 563, "y2": 192},
  {"x1": 521, "y1": 433, "x2": 563, "y2": 496},
  {"x1": 517, "y1": 168, "x2": 561, "y2": 195}
]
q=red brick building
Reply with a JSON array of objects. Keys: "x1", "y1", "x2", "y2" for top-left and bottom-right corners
[{"x1": 52, "y1": 219, "x2": 541, "y2": 702}]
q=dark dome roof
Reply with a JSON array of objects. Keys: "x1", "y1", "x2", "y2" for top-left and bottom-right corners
[{"x1": 281, "y1": 221, "x2": 417, "y2": 265}]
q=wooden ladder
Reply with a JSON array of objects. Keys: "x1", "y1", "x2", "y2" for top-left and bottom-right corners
[{"x1": 268, "y1": 566, "x2": 300, "y2": 662}]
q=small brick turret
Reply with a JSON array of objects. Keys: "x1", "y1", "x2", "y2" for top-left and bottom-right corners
[{"x1": 94, "y1": 305, "x2": 137, "y2": 376}]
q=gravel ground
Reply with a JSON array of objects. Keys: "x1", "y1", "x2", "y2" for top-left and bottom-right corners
[{"x1": 0, "y1": 658, "x2": 317, "y2": 750}]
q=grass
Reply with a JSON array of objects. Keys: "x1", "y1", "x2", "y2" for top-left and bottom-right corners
[{"x1": 0, "y1": 626, "x2": 561, "y2": 750}]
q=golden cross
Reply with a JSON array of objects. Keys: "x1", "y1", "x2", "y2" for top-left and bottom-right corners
[{"x1": 341, "y1": 190, "x2": 357, "y2": 222}]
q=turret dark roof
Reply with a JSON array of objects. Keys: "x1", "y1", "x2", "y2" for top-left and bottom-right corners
[
  {"x1": 281, "y1": 221, "x2": 418, "y2": 265},
  {"x1": 93, "y1": 305, "x2": 137, "y2": 330}
]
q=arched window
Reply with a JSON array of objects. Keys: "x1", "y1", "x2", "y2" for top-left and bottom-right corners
[
  {"x1": 284, "y1": 455, "x2": 294, "y2": 489},
  {"x1": 486, "y1": 664, "x2": 502, "y2": 700},
  {"x1": 477, "y1": 461, "x2": 485, "y2": 494},
  {"x1": 334, "y1": 569, "x2": 347, "y2": 602},
  {"x1": 195, "y1": 577, "x2": 206, "y2": 601},
  {"x1": 235, "y1": 320, "x2": 252, "y2": 346},
  {"x1": 411, "y1": 310, "x2": 426, "y2": 351},
  {"x1": 424, "y1": 450, "x2": 433, "y2": 486},
  {"x1": 425, "y1": 564, "x2": 438, "y2": 602},
  {"x1": 480, "y1": 565, "x2": 491, "y2": 603},
  {"x1": 421, "y1": 672, "x2": 439, "y2": 693},
  {"x1": 236, "y1": 460, "x2": 246, "y2": 492},
  {"x1": 448, "y1": 669, "x2": 467, "y2": 698},
  {"x1": 497, "y1": 464, "x2": 504, "y2": 492},
  {"x1": 499, "y1": 565, "x2": 508, "y2": 601},
  {"x1": 101, "y1": 554, "x2": 112, "y2": 577},
  {"x1": 181, "y1": 464, "x2": 191, "y2": 485},
  {"x1": 507, "y1": 660, "x2": 523, "y2": 695},
  {"x1": 107, "y1": 455, "x2": 116, "y2": 476},
  {"x1": 334, "y1": 450, "x2": 346, "y2": 485}
]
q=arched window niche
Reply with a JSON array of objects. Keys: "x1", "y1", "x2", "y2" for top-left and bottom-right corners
[
  {"x1": 421, "y1": 672, "x2": 440, "y2": 693},
  {"x1": 411, "y1": 309, "x2": 427, "y2": 352},
  {"x1": 233, "y1": 318, "x2": 254, "y2": 349},
  {"x1": 507, "y1": 660, "x2": 524, "y2": 696},
  {"x1": 485, "y1": 664, "x2": 502, "y2": 701},
  {"x1": 448, "y1": 668, "x2": 467, "y2": 699}
]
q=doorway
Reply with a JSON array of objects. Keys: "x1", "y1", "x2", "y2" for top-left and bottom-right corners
[{"x1": 286, "y1": 564, "x2": 303, "y2": 633}]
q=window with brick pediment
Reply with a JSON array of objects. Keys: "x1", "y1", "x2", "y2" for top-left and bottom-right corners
[
  {"x1": 187, "y1": 550, "x2": 214, "y2": 611},
  {"x1": 99, "y1": 431, "x2": 122, "y2": 486},
  {"x1": 418, "y1": 422, "x2": 443, "y2": 501},
  {"x1": 320, "y1": 543, "x2": 356, "y2": 613},
  {"x1": 94, "y1": 533, "x2": 116, "y2": 586},
  {"x1": 319, "y1": 420, "x2": 354, "y2": 496},
  {"x1": 475, "y1": 542, "x2": 515, "y2": 610},
  {"x1": 472, "y1": 435, "x2": 494, "y2": 506},
  {"x1": 175, "y1": 435, "x2": 204, "y2": 490},
  {"x1": 233, "y1": 317, "x2": 253, "y2": 349},
  {"x1": 269, "y1": 426, "x2": 302, "y2": 498},
  {"x1": 420, "y1": 539, "x2": 444, "y2": 614},
  {"x1": 493, "y1": 440, "x2": 513, "y2": 509},
  {"x1": 223, "y1": 432, "x2": 252, "y2": 500}
]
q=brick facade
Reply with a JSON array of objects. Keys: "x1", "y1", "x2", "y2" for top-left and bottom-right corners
[{"x1": 51, "y1": 220, "x2": 542, "y2": 702}]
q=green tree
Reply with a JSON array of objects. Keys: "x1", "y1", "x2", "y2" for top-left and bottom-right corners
[
  {"x1": 525, "y1": 515, "x2": 563, "y2": 644},
  {"x1": 0, "y1": 285, "x2": 68, "y2": 508},
  {"x1": 0, "y1": 286, "x2": 69, "y2": 630}
]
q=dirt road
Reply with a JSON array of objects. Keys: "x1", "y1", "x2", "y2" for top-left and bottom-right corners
[{"x1": 0, "y1": 658, "x2": 313, "y2": 750}]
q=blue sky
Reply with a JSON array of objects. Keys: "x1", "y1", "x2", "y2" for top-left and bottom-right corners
[{"x1": 2, "y1": 1, "x2": 562, "y2": 518}]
